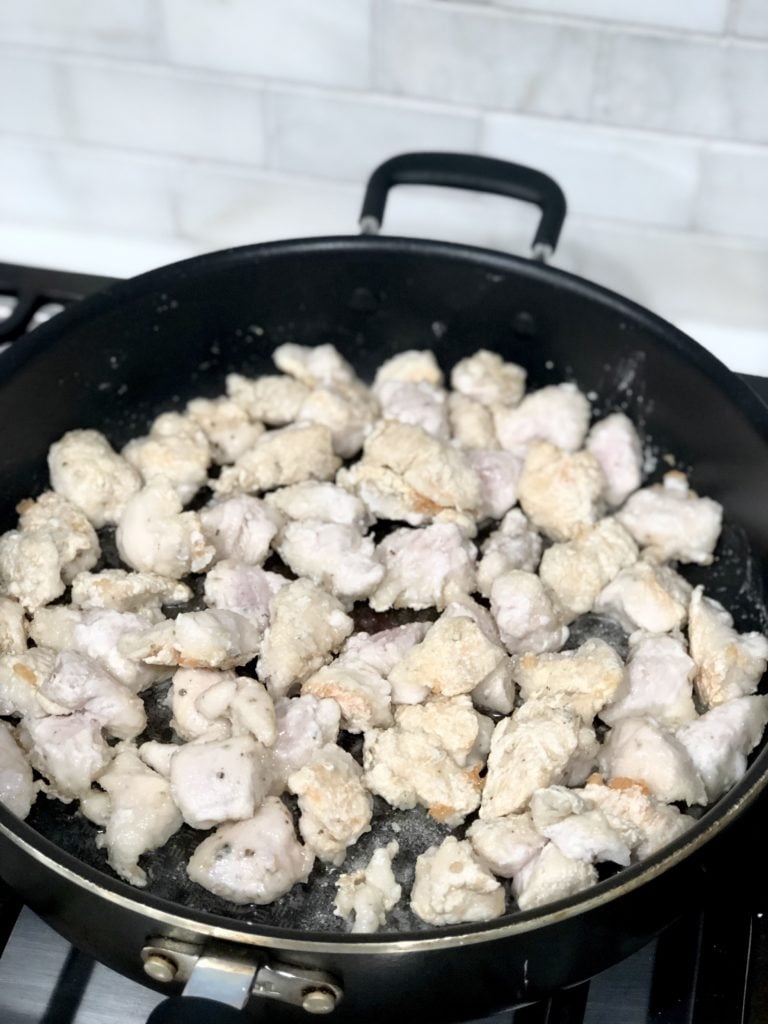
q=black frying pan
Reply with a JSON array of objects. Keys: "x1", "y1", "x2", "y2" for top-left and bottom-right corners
[{"x1": 1, "y1": 154, "x2": 767, "y2": 1023}]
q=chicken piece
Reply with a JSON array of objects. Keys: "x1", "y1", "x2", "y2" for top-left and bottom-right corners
[
  {"x1": 0, "y1": 530, "x2": 66, "y2": 611},
  {"x1": 204, "y1": 561, "x2": 287, "y2": 628},
  {"x1": 200, "y1": 495, "x2": 282, "y2": 565},
  {"x1": 373, "y1": 349, "x2": 443, "y2": 388},
  {"x1": 480, "y1": 701, "x2": 597, "y2": 819},
  {"x1": 447, "y1": 392, "x2": 498, "y2": 450},
  {"x1": 138, "y1": 740, "x2": 177, "y2": 778},
  {"x1": 18, "y1": 490, "x2": 100, "y2": 582},
  {"x1": 0, "y1": 597, "x2": 26, "y2": 655},
  {"x1": 171, "y1": 667, "x2": 234, "y2": 742},
  {"x1": 122, "y1": 412, "x2": 211, "y2": 504},
  {"x1": 288, "y1": 745, "x2": 372, "y2": 865},
  {"x1": 528, "y1": 787, "x2": 632, "y2": 866},
  {"x1": 370, "y1": 523, "x2": 476, "y2": 612},
  {"x1": 437, "y1": 598, "x2": 516, "y2": 714},
  {"x1": 395, "y1": 695, "x2": 493, "y2": 768},
  {"x1": 214, "y1": 423, "x2": 341, "y2": 497},
  {"x1": 376, "y1": 380, "x2": 449, "y2": 440},
  {"x1": 226, "y1": 372, "x2": 310, "y2": 426},
  {"x1": 518, "y1": 440, "x2": 604, "y2": 542},
  {"x1": 271, "y1": 695, "x2": 341, "y2": 790},
  {"x1": 0, "y1": 648, "x2": 57, "y2": 719},
  {"x1": 490, "y1": 571, "x2": 568, "y2": 656},
  {"x1": 48, "y1": 429, "x2": 141, "y2": 528},
  {"x1": 598, "y1": 717, "x2": 706, "y2": 805},
  {"x1": 116, "y1": 480, "x2": 215, "y2": 579},
  {"x1": 0, "y1": 722, "x2": 35, "y2": 819},
  {"x1": 451, "y1": 349, "x2": 526, "y2": 407},
  {"x1": 336, "y1": 623, "x2": 429, "y2": 706},
  {"x1": 601, "y1": 633, "x2": 696, "y2": 730},
  {"x1": 467, "y1": 813, "x2": 546, "y2": 878},
  {"x1": 494, "y1": 383, "x2": 591, "y2": 455},
  {"x1": 302, "y1": 660, "x2": 391, "y2": 733},
  {"x1": 594, "y1": 561, "x2": 692, "y2": 634},
  {"x1": 82, "y1": 747, "x2": 182, "y2": 887},
  {"x1": 617, "y1": 472, "x2": 722, "y2": 565},
  {"x1": 578, "y1": 777, "x2": 693, "y2": 859},
  {"x1": 676, "y1": 695, "x2": 768, "y2": 802},
  {"x1": 276, "y1": 520, "x2": 383, "y2": 606},
  {"x1": 170, "y1": 735, "x2": 272, "y2": 829},
  {"x1": 257, "y1": 579, "x2": 353, "y2": 699},
  {"x1": 187, "y1": 796, "x2": 314, "y2": 905},
  {"x1": 186, "y1": 395, "x2": 265, "y2": 464},
  {"x1": 538, "y1": 519, "x2": 638, "y2": 623},
  {"x1": 586, "y1": 412, "x2": 643, "y2": 507},
  {"x1": 25, "y1": 712, "x2": 113, "y2": 801},
  {"x1": 410, "y1": 837, "x2": 505, "y2": 926},
  {"x1": 688, "y1": 585, "x2": 768, "y2": 708},
  {"x1": 298, "y1": 382, "x2": 378, "y2": 458},
  {"x1": 334, "y1": 841, "x2": 401, "y2": 934},
  {"x1": 513, "y1": 639, "x2": 624, "y2": 722},
  {"x1": 225, "y1": 678, "x2": 277, "y2": 746},
  {"x1": 513, "y1": 842, "x2": 597, "y2": 911},
  {"x1": 71, "y1": 569, "x2": 192, "y2": 613},
  {"x1": 37, "y1": 650, "x2": 146, "y2": 740},
  {"x1": 273, "y1": 342, "x2": 359, "y2": 389},
  {"x1": 465, "y1": 449, "x2": 522, "y2": 520},
  {"x1": 266, "y1": 481, "x2": 372, "y2": 530},
  {"x1": 477, "y1": 508, "x2": 543, "y2": 598},
  {"x1": 119, "y1": 609, "x2": 262, "y2": 670},
  {"x1": 388, "y1": 615, "x2": 508, "y2": 699}
]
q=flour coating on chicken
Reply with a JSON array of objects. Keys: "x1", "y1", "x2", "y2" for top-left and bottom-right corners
[
  {"x1": 373, "y1": 349, "x2": 443, "y2": 388},
  {"x1": 276, "y1": 520, "x2": 383, "y2": 605},
  {"x1": 494, "y1": 383, "x2": 590, "y2": 455},
  {"x1": 301, "y1": 659, "x2": 392, "y2": 733},
  {"x1": 0, "y1": 648, "x2": 57, "y2": 719},
  {"x1": 186, "y1": 395, "x2": 265, "y2": 464},
  {"x1": 203, "y1": 561, "x2": 286, "y2": 628},
  {"x1": 595, "y1": 561, "x2": 691, "y2": 634},
  {"x1": 586, "y1": 413, "x2": 643, "y2": 507},
  {"x1": 370, "y1": 523, "x2": 476, "y2": 612},
  {"x1": 200, "y1": 495, "x2": 282, "y2": 565},
  {"x1": 489, "y1": 571, "x2": 568, "y2": 656},
  {"x1": 518, "y1": 441, "x2": 604, "y2": 542},
  {"x1": 447, "y1": 392, "x2": 498, "y2": 450},
  {"x1": 467, "y1": 814, "x2": 546, "y2": 878},
  {"x1": 335, "y1": 841, "x2": 402, "y2": 933},
  {"x1": 25, "y1": 712, "x2": 113, "y2": 802},
  {"x1": 298, "y1": 381, "x2": 378, "y2": 458},
  {"x1": 0, "y1": 598, "x2": 26, "y2": 656},
  {"x1": 18, "y1": 491, "x2": 100, "y2": 583},
  {"x1": 214, "y1": 423, "x2": 341, "y2": 498},
  {"x1": 0, "y1": 530, "x2": 66, "y2": 611},
  {"x1": 0, "y1": 722, "x2": 35, "y2": 819},
  {"x1": 117, "y1": 480, "x2": 214, "y2": 579},
  {"x1": 274, "y1": 342, "x2": 359, "y2": 389},
  {"x1": 451, "y1": 350, "x2": 526, "y2": 408},
  {"x1": 170, "y1": 667, "x2": 234, "y2": 742},
  {"x1": 529, "y1": 787, "x2": 632, "y2": 866},
  {"x1": 600, "y1": 633, "x2": 696, "y2": 730},
  {"x1": 122, "y1": 412, "x2": 211, "y2": 505},
  {"x1": 513, "y1": 639, "x2": 624, "y2": 722},
  {"x1": 119, "y1": 609, "x2": 262, "y2": 671},
  {"x1": 270, "y1": 695, "x2": 341, "y2": 790},
  {"x1": 477, "y1": 509, "x2": 543, "y2": 598},
  {"x1": 466, "y1": 449, "x2": 523, "y2": 520},
  {"x1": 512, "y1": 841, "x2": 597, "y2": 911},
  {"x1": 410, "y1": 837, "x2": 505, "y2": 925},
  {"x1": 171, "y1": 735, "x2": 272, "y2": 829},
  {"x1": 577, "y1": 777, "x2": 693, "y2": 860},
  {"x1": 598, "y1": 717, "x2": 706, "y2": 805},
  {"x1": 48, "y1": 429, "x2": 141, "y2": 528},
  {"x1": 376, "y1": 379, "x2": 449, "y2": 440},
  {"x1": 226, "y1": 372, "x2": 309, "y2": 426},
  {"x1": 265, "y1": 482, "x2": 372, "y2": 530}
]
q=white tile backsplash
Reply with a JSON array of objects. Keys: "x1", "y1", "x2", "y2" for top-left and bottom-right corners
[
  {"x1": 161, "y1": 0, "x2": 372, "y2": 89},
  {"x1": 696, "y1": 145, "x2": 768, "y2": 243},
  {"x1": 0, "y1": 0, "x2": 161, "y2": 58},
  {"x1": 0, "y1": 49, "x2": 66, "y2": 139},
  {"x1": 67, "y1": 62, "x2": 266, "y2": 165},
  {"x1": 491, "y1": 0, "x2": 730, "y2": 33},
  {"x1": 374, "y1": 0, "x2": 600, "y2": 118}
]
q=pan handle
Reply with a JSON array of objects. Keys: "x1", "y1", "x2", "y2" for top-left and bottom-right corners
[{"x1": 359, "y1": 151, "x2": 567, "y2": 261}]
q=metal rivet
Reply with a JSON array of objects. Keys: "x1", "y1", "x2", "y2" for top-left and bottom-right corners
[
  {"x1": 301, "y1": 987, "x2": 337, "y2": 1015},
  {"x1": 143, "y1": 954, "x2": 178, "y2": 984}
]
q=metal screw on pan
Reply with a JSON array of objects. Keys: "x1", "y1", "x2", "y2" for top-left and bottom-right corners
[
  {"x1": 143, "y1": 955, "x2": 178, "y2": 984},
  {"x1": 301, "y1": 987, "x2": 338, "y2": 1014}
]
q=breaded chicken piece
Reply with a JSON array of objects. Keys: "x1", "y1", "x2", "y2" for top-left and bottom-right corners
[
  {"x1": 226, "y1": 372, "x2": 309, "y2": 426},
  {"x1": 170, "y1": 667, "x2": 234, "y2": 742},
  {"x1": 688, "y1": 585, "x2": 768, "y2": 708},
  {"x1": 274, "y1": 342, "x2": 359, "y2": 389},
  {"x1": 195, "y1": 676, "x2": 276, "y2": 747},
  {"x1": 257, "y1": 579, "x2": 353, "y2": 699},
  {"x1": 122, "y1": 412, "x2": 211, "y2": 504},
  {"x1": 451, "y1": 349, "x2": 526, "y2": 407},
  {"x1": 170, "y1": 735, "x2": 272, "y2": 829},
  {"x1": 370, "y1": 523, "x2": 476, "y2": 612},
  {"x1": 598, "y1": 716, "x2": 706, "y2": 805},
  {"x1": 18, "y1": 491, "x2": 100, "y2": 582},
  {"x1": 270, "y1": 695, "x2": 341, "y2": 790},
  {"x1": 595, "y1": 561, "x2": 692, "y2": 634},
  {"x1": 494, "y1": 383, "x2": 591, "y2": 455},
  {"x1": 187, "y1": 797, "x2": 314, "y2": 905},
  {"x1": 538, "y1": 519, "x2": 638, "y2": 622},
  {"x1": 490, "y1": 571, "x2": 568, "y2": 655},
  {"x1": 276, "y1": 520, "x2": 383, "y2": 606},
  {"x1": 676, "y1": 695, "x2": 768, "y2": 801},
  {"x1": 466, "y1": 449, "x2": 523, "y2": 520},
  {"x1": 80, "y1": 746, "x2": 182, "y2": 887},
  {"x1": 186, "y1": 395, "x2": 265, "y2": 464},
  {"x1": 116, "y1": 480, "x2": 215, "y2": 579},
  {"x1": 0, "y1": 722, "x2": 35, "y2": 819},
  {"x1": 601, "y1": 632, "x2": 697, "y2": 730},
  {"x1": 513, "y1": 842, "x2": 597, "y2": 911},
  {"x1": 477, "y1": 508, "x2": 543, "y2": 598},
  {"x1": 119, "y1": 609, "x2": 262, "y2": 671},
  {"x1": 301, "y1": 659, "x2": 392, "y2": 733},
  {"x1": 298, "y1": 381, "x2": 378, "y2": 458},
  {"x1": 480, "y1": 701, "x2": 597, "y2": 819},
  {"x1": 0, "y1": 648, "x2": 58, "y2": 719},
  {"x1": 447, "y1": 392, "x2": 498, "y2": 450},
  {"x1": 71, "y1": 569, "x2": 192, "y2": 613},
  {"x1": 395, "y1": 695, "x2": 493, "y2": 768},
  {"x1": 586, "y1": 412, "x2": 643, "y2": 507},
  {"x1": 0, "y1": 597, "x2": 26, "y2": 656},
  {"x1": 373, "y1": 349, "x2": 443, "y2": 388},
  {"x1": 203, "y1": 561, "x2": 287, "y2": 628},
  {"x1": 513, "y1": 638, "x2": 624, "y2": 722},
  {"x1": 376, "y1": 380, "x2": 449, "y2": 440},
  {"x1": 266, "y1": 481, "x2": 372, "y2": 530},
  {"x1": 48, "y1": 429, "x2": 141, "y2": 528},
  {"x1": 529, "y1": 787, "x2": 632, "y2": 866},
  {"x1": 617, "y1": 471, "x2": 722, "y2": 565},
  {"x1": 214, "y1": 423, "x2": 341, "y2": 497},
  {"x1": 411, "y1": 837, "x2": 505, "y2": 926},
  {"x1": 288, "y1": 745, "x2": 373, "y2": 866},
  {"x1": 577, "y1": 776, "x2": 692, "y2": 859},
  {"x1": 467, "y1": 813, "x2": 546, "y2": 878},
  {"x1": 440, "y1": 598, "x2": 516, "y2": 715},
  {"x1": 25, "y1": 712, "x2": 113, "y2": 802},
  {"x1": 518, "y1": 440, "x2": 604, "y2": 542},
  {"x1": 336, "y1": 623, "x2": 430, "y2": 706},
  {"x1": 334, "y1": 841, "x2": 401, "y2": 933},
  {"x1": 200, "y1": 495, "x2": 282, "y2": 565},
  {"x1": 0, "y1": 530, "x2": 65, "y2": 611}
]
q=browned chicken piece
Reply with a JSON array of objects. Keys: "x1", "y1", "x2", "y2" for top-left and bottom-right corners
[
  {"x1": 450, "y1": 349, "x2": 526, "y2": 408},
  {"x1": 226, "y1": 372, "x2": 309, "y2": 426},
  {"x1": 48, "y1": 428, "x2": 141, "y2": 528},
  {"x1": 373, "y1": 349, "x2": 444, "y2": 388},
  {"x1": 214, "y1": 423, "x2": 341, "y2": 497},
  {"x1": 598, "y1": 717, "x2": 706, "y2": 805},
  {"x1": 512, "y1": 638, "x2": 625, "y2": 722},
  {"x1": 595, "y1": 560, "x2": 691, "y2": 634},
  {"x1": 517, "y1": 440, "x2": 604, "y2": 541}
]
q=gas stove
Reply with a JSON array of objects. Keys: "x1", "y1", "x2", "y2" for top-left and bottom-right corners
[{"x1": 1, "y1": 259, "x2": 767, "y2": 1024}]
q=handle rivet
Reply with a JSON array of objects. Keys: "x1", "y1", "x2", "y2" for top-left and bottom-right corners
[
  {"x1": 143, "y1": 954, "x2": 178, "y2": 984},
  {"x1": 302, "y1": 987, "x2": 337, "y2": 1014}
]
